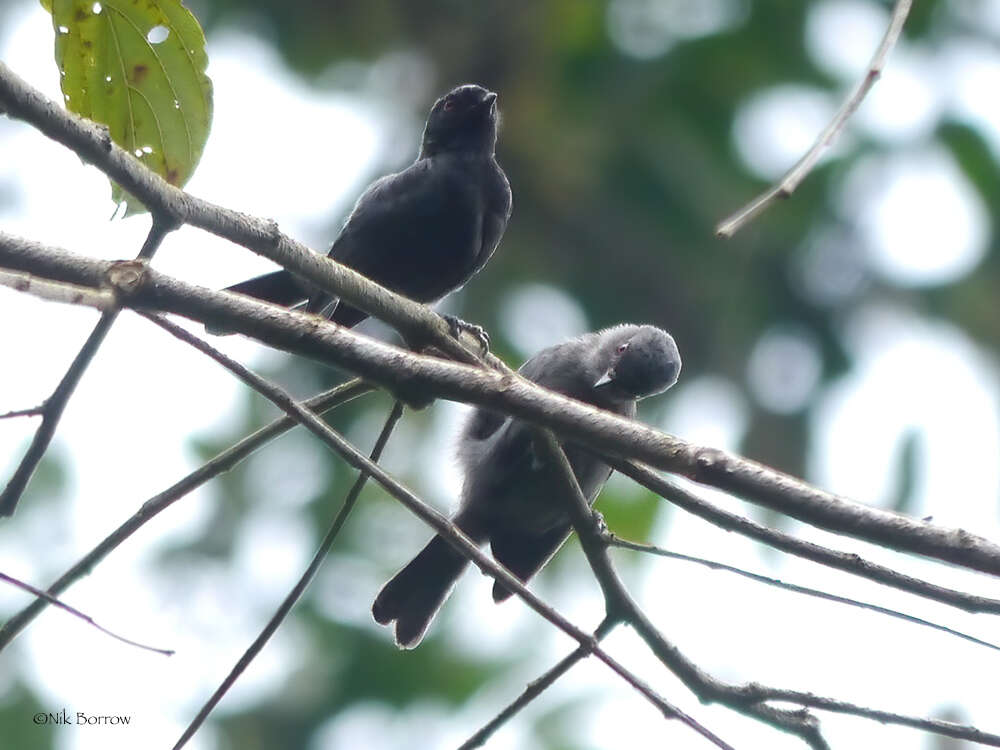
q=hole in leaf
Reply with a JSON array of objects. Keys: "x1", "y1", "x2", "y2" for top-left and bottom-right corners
[
  {"x1": 58, "y1": 25, "x2": 69, "y2": 33},
  {"x1": 92, "y1": 2, "x2": 102, "y2": 12},
  {"x1": 146, "y1": 25, "x2": 169, "y2": 44}
]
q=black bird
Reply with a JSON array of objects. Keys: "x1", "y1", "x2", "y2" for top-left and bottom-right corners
[
  {"x1": 215, "y1": 84, "x2": 511, "y2": 331},
  {"x1": 372, "y1": 324, "x2": 682, "y2": 647}
]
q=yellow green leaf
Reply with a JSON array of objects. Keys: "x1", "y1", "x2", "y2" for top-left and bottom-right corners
[{"x1": 48, "y1": 0, "x2": 212, "y2": 215}]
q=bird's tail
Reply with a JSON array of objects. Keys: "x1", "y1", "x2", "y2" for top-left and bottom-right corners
[
  {"x1": 372, "y1": 535, "x2": 470, "y2": 648},
  {"x1": 207, "y1": 270, "x2": 309, "y2": 335}
]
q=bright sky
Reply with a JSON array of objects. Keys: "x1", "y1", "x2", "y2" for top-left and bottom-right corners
[{"x1": 2, "y1": 1, "x2": 1000, "y2": 749}]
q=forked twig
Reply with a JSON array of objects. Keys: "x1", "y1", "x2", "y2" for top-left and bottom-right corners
[{"x1": 716, "y1": 0, "x2": 912, "y2": 237}]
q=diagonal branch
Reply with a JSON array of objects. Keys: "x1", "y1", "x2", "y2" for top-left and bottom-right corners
[
  {"x1": 458, "y1": 616, "x2": 617, "y2": 750},
  {"x1": 716, "y1": 0, "x2": 912, "y2": 237},
  {"x1": 0, "y1": 268, "x2": 116, "y2": 309},
  {"x1": 607, "y1": 535, "x2": 1000, "y2": 653},
  {"x1": 538, "y1": 432, "x2": 1000, "y2": 748},
  {"x1": 172, "y1": 400, "x2": 405, "y2": 750},
  {"x1": 0, "y1": 378, "x2": 374, "y2": 651},
  {"x1": 0, "y1": 218, "x2": 173, "y2": 517},
  {"x1": 611, "y1": 460, "x2": 1000, "y2": 614},
  {"x1": 3, "y1": 234, "x2": 1000, "y2": 580},
  {"x1": 533, "y1": 429, "x2": 824, "y2": 746},
  {"x1": 0, "y1": 570, "x2": 173, "y2": 656},
  {"x1": 749, "y1": 688, "x2": 1000, "y2": 746}
]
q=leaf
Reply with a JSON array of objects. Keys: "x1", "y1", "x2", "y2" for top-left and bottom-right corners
[{"x1": 48, "y1": 0, "x2": 212, "y2": 215}]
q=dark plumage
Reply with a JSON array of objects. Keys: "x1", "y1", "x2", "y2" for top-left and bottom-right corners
[
  {"x1": 372, "y1": 324, "x2": 682, "y2": 648},
  {"x1": 215, "y1": 84, "x2": 511, "y2": 330}
]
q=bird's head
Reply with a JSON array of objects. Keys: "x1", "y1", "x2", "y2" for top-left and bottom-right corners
[
  {"x1": 594, "y1": 325, "x2": 682, "y2": 401},
  {"x1": 421, "y1": 84, "x2": 499, "y2": 157}
]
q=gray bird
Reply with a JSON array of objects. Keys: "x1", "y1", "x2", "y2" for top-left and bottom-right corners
[
  {"x1": 214, "y1": 83, "x2": 511, "y2": 331},
  {"x1": 372, "y1": 324, "x2": 682, "y2": 648}
]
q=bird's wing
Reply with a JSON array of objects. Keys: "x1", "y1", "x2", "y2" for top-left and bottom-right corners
[
  {"x1": 489, "y1": 523, "x2": 571, "y2": 602},
  {"x1": 329, "y1": 160, "x2": 450, "y2": 270}
]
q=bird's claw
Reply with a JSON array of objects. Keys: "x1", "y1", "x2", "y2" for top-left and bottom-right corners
[{"x1": 443, "y1": 314, "x2": 491, "y2": 353}]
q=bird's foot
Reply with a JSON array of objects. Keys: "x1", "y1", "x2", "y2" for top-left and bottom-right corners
[{"x1": 442, "y1": 314, "x2": 490, "y2": 353}]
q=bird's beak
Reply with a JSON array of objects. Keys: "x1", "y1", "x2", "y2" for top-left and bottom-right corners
[
  {"x1": 594, "y1": 370, "x2": 615, "y2": 388},
  {"x1": 481, "y1": 91, "x2": 498, "y2": 110}
]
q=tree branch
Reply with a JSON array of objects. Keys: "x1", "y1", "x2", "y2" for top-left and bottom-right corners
[
  {"x1": 0, "y1": 379, "x2": 374, "y2": 651},
  {"x1": 0, "y1": 218, "x2": 173, "y2": 516},
  {"x1": 533, "y1": 429, "x2": 826, "y2": 746},
  {"x1": 4, "y1": 232, "x2": 1000, "y2": 582},
  {"x1": 539, "y1": 433, "x2": 1000, "y2": 748},
  {"x1": 0, "y1": 268, "x2": 116, "y2": 309},
  {"x1": 611, "y1": 460, "x2": 1000, "y2": 614},
  {"x1": 458, "y1": 617, "x2": 617, "y2": 750},
  {"x1": 606, "y1": 534, "x2": 1000, "y2": 653},
  {"x1": 0, "y1": 570, "x2": 173, "y2": 656},
  {"x1": 715, "y1": 0, "x2": 912, "y2": 237},
  {"x1": 171, "y1": 397, "x2": 405, "y2": 750},
  {"x1": 746, "y1": 688, "x2": 1000, "y2": 747}
]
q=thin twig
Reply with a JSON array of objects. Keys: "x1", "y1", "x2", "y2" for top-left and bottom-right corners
[
  {"x1": 458, "y1": 616, "x2": 617, "y2": 750},
  {"x1": 0, "y1": 379, "x2": 373, "y2": 651},
  {"x1": 542, "y1": 444, "x2": 999, "y2": 747},
  {"x1": 0, "y1": 268, "x2": 116, "y2": 309},
  {"x1": 173, "y1": 401, "x2": 405, "y2": 750},
  {"x1": 607, "y1": 535, "x2": 1000, "y2": 653},
  {"x1": 715, "y1": 0, "x2": 912, "y2": 237},
  {"x1": 611, "y1": 459, "x2": 1000, "y2": 614},
  {"x1": 0, "y1": 571, "x2": 173, "y2": 655},
  {"x1": 536, "y1": 432, "x2": 824, "y2": 743},
  {"x1": 139, "y1": 311, "x2": 730, "y2": 744},
  {"x1": 532, "y1": 429, "x2": 792, "y2": 746},
  {"x1": 0, "y1": 309, "x2": 119, "y2": 517},
  {"x1": 0, "y1": 218, "x2": 173, "y2": 517},
  {"x1": 0, "y1": 406, "x2": 44, "y2": 420},
  {"x1": 752, "y1": 689, "x2": 1000, "y2": 747}
]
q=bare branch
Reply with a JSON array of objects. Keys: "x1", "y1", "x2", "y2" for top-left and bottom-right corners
[
  {"x1": 532, "y1": 429, "x2": 822, "y2": 746},
  {"x1": 3, "y1": 234, "x2": 1000, "y2": 580},
  {"x1": 0, "y1": 268, "x2": 116, "y2": 309},
  {"x1": 749, "y1": 689, "x2": 1000, "y2": 747},
  {"x1": 0, "y1": 218, "x2": 173, "y2": 517},
  {"x1": 0, "y1": 310, "x2": 118, "y2": 516},
  {"x1": 715, "y1": 0, "x2": 912, "y2": 237},
  {"x1": 541, "y1": 435, "x2": 1000, "y2": 747},
  {"x1": 0, "y1": 406, "x2": 45, "y2": 420},
  {"x1": 0, "y1": 570, "x2": 173, "y2": 656},
  {"x1": 458, "y1": 617, "x2": 617, "y2": 750},
  {"x1": 0, "y1": 379, "x2": 373, "y2": 651},
  {"x1": 611, "y1": 460, "x2": 1000, "y2": 614},
  {"x1": 172, "y1": 398, "x2": 405, "y2": 750},
  {"x1": 607, "y1": 534, "x2": 1000, "y2": 653}
]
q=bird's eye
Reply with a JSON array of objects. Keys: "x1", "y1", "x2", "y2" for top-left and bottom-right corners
[
  {"x1": 617, "y1": 343, "x2": 629, "y2": 354},
  {"x1": 443, "y1": 99, "x2": 456, "y2": 111}
]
